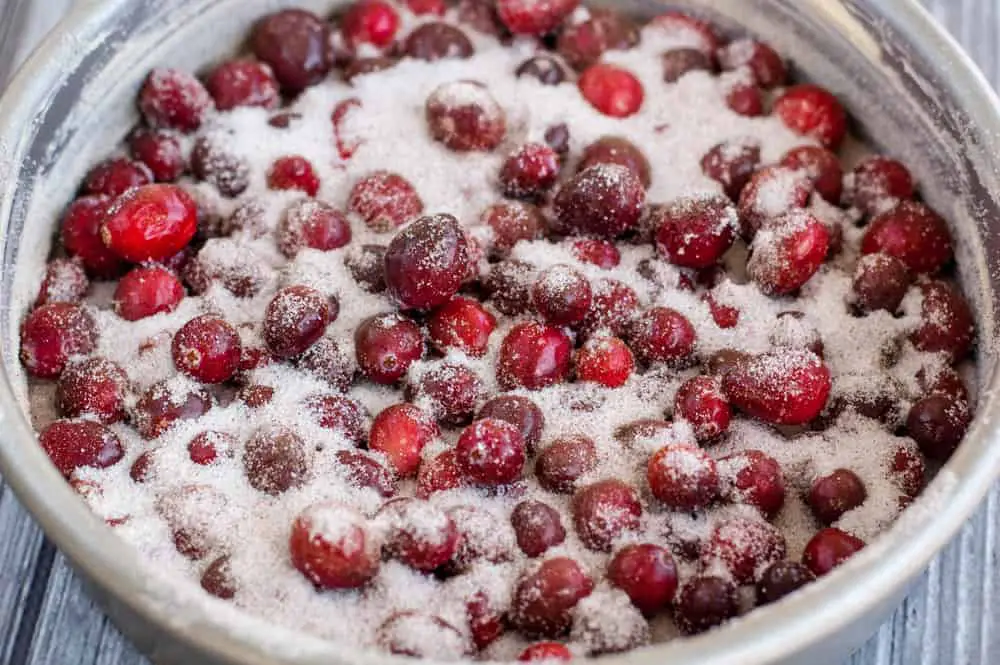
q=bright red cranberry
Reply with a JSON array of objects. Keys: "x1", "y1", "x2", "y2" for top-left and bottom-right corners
[
  {"x1": 267, "y1": 155, "x2": 320, "y2": 196},
  {"x1": 455, "y1": 418, "x2": 526, "y2": 486},
  {"x1": 496, "y1": 0, "x2": 578, "y2": 35},
  {"x1": 354, "y1": 313, "x2": 423, "y2": 384},
  {"x1": 382, "y1": 499, "x2": 459, "y2": 571},
  {"x1": 61, "y1": 196, "x2": 123, "y2": 278},
  {"x1": 82, "y1": 157, "x2": 153, "y2": 198},
  {"x1": 277, "y1": 200, "x2": 351, "y2": 257},
  {"x1": 535, "y1": 434, "x2": 597, "y2": 493},
  {"x1": 701, "y1": 140, "x2": 760, "y2": 202},
  {"x1": 557, "y1": 9, "x2": 639, "y2": 71},
  {"x1": 100, "y1": 184, "x2": 198, "y2": 262},
  {"x1": 263, "y1": 286, "x2": 332, "y2": 359},
  {"x1": 20, "y1": 303, "x2": 97, "y2": 379},
  {"x1": 718, "y1": 450, "x2": 785, "y2": 519},
  {"x1": 582, "y1": 279, "x2": 639, "y2": 338},
  {"x1": 852, "y1": 253, "x2": 911, "y2": 313},
  {"x1": 848, "y1": 157, "x2": 915, "y2": 216},
  {"x1": 654, "y1": 196, "x2": 737, "y2": 269},
  {"x1": 701, "y1": 517, "x2": 786, "y2": 584},
  {"x1": 188, "y1": 431, "x2": 236, "y2": 466},
  {"x1": 190, "y1": 136, "x2": 249, "y2": 197},
  {"x1": 113, "y1": 265, "x2": 184, "y2": 321},
  {"x1": 718, "y1": 38, "x2": 786, "y2": 88},
  {"x1": 428, "y1": 297, "x2": 495, "y2": 357},
  {"x1": 133, "y1": 381, "x2": 211, "y2": 439},
  {"x1": 482, "y1": 202, "x2": 544, "y2": 256},
  {"x1": 512, "y1": 500, "x2": 566, "y2": 557},
  {"x1": 305, "y1": 393, "x2": 367, "y2": 444},
  {"x1": 205, "y1": 59, "x2": 280, "y2": 111},
  {"x1": 662, "y1": 48, "x2": 714, "y2": 82},
  {"x1": 350, "y1": 171, "x2": 424, "y2": 232},
  {"x1": 861, "y1": 201, "x2": 953, "y2": 274},
  {"x1": 336, "y1": 450, "x2": 396, "y2": 497},
  {"x1": 531, "y1": 265, "x2": 592, "y2": 327},
  {"x1": 485, "y1": 260, "x2": 536, "y2": 315},
  {"x1": 500, "y1": 143, "x2": 561, "y2": 200},
  {"x1": 516, "y1": 55, "x2": 568, "y2": 85},
  {"x1": 757, "y1": 560, "x2": 816, "y2": 604},
  {"x1": 377, "y1": 612, "x2": 470, "y2": 658},
  {"x1": 416, "y1": 450, "x2": 463, "y2": 498},
  {"x1": 575, "y1": 335, "x2": 634, "y2": 388},
  {"x1": 519, "y1": 643, "x2": 573, "y2": 662},
  {"x1": 137, "y1": 68, "x2": 211, "y2": 133},
  {"x1": 341, "y1": 0, "x2": 400, "y2": 49},
  {"x1": 578, "y1": 63, "x2": 644, "y2": 118},
  {"x1": 809, "y1": 469, "x2": 867, "y2": 525},
  {"x1": 606, "y1": 544, "x2": 677, "y2": 616},
  {"x1": 674, "y1": 376, "x2": 730, "y2": 442},
  {"x1": 251, "y1": 9, "x2": 332, "y2": 93},
  {"x1": 426, "y1": 81, "x2": 506, "y2": 152},
  {"x1": 554, "y1": 165, "x2": 646, "y2": 238},
  {"x1": 748, "y1": 211, "x2": 830, "y2": 295},
  {"x1": 802, "y1": 528, "x2": 864, "y2": 576},
  {"x1": 780, "y1": 145, "x2": 844, "y2": 204},
  {"x1": 650, "y1": 11, "x2": 720, "y2": 54},
  {"x1": 570, "y1": 239, "x2": 621, "y2": 269},
  {"x1": 369, "y1": 403, "x2": 438, "y2": 478},
  {"x1": 408, "y1": 363, "x2": 484, "y2": 425},
  {"x1": 774, "y1": 84, "x2": 848, "y2": 149},
  {"x1": 497, "y1": 322, "x2": 572, "y2": 390},
  {"x1": 571, "y1": 479, "x2": 641, "y2": 551},
  {"x1": 510, "y1": 557, "x2": 594, "y2": 637},
  {"x1": 39, "y1": 419, "x2": 123, "y2": 477},
  {"x1": 647, "y1": 444, "x2": 719, "y2": 510},
  {"x1": 243, "y1": 426, "x2": 310, "y2": 495},
  {"x1": 737, "y1": 166, "x2": 812, "y2": 238},
  {"x1": 171, "y1": 315, "x2": 242, "y2": 384},
  {"x1": 56, "y1": 357, "x2": 128, "y2": 423},
  {"x1": 36, "y1": 259, "x2": 88, "y2": 307},
  {"x1": 907, "y1": 393, "x2": 971, "y2": 461},
  {"x1": 401, "y1": 22, "x2": 474, "y2": 61},
  {"x1": 128, "y1": 128, "x2": 185, "y2": 182},
  {"x1": 290, "y1": 501, "x2": 379, "y2": 589},
  {"x1": 674, "y1": 576, "x2": 738, "y2": 634},
  {"x1": 405, "y1": 0, "x2": 446, "y2": 15},
  {"x1": 910, "y1": 281, "x2": 974, "y2": 362},
  {"x1": 725, "y1": 82, "x2": 764, "y2": 117},
  {"x1": 627, "y1": 307, "x2": 696, "y2": 365},
  {"x1": 723, "y1": 350, "x2": 830, "y2": 425},
  {"x1": 385, "y1": 213, "x2": 469, "y2": 310},
  {"x1": 466, "y1": 592, "x2": 505, "y2": 649}
]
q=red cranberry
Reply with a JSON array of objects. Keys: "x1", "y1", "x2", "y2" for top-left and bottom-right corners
[
  {"x1": 290, "y1": 501, "x2": 379, "y2": 588},
  {"x1": 674, "y1": 376, "x2": 730, "y2": 442},
  {"x1": 188, "y1": 431, "x2": 236, "y2": 466},
  {"x1": 466, "y1": 591, "x2": 505, "y2": 649},
  {"x1": 345, "y1": 244, "x2": 388, "y2": 292},
  {"x1": 650, "y1": 11, "x2": 720, "y2": 54},
  {"x1": 39, "y1": 419, "x2": 123, "y2": 477},
  {"x1": 497, "y1": 322, "x2": 572, "y2": 390},
  {"x1": 342, "y1": 57, "x2": 397, "y2": 81},
  {"x1": 341, "y1": 0, "x2": 400, "y2": 49},
  {"x1": 654, "y1": 196, "x2": 737, "y2": 269},
  {"x1": 516, "y1": 55, "x2": 569, "y2": 85},
  {"x1": 888, "y1": 444, "x2": 926, "y2": 497},
  {"x1": 512, "y1": 500, "x2": 566, "y2": 557},
  {"x1": 277, "y1": 200, "x2": 351, "y2": 257},
  {"x1": 662, "y1": 48, "x2": 714, "y2": 83},
  {"x1": 578, "y1": 136, "x2": 650, "y2": 189},
  {"x1": 704, "y1": 293, "x2": 740, "y2": 329},
  {"x1": 701, "y1": 140, "x2": 761, "y2": 202},
  {"x1": 416, "y1": 450, "x2": 463, "y2": 498},
  {"x1": 862, "y1": 201, "x2": 953, "y2": 274},
  {"x1": 718, "y1": 39, "x2": 786, "y2": 88},
  {"x1": 446, "y1": 504, "x2": 514, "y2": 570},
  {"x1": 674, "y1": 576, "x2": 738, "y2": 634},
  {"x1": 627, "y1": 307, "x2": 696, "y2": 365},
  {"x1": 36, "y1": 259, "x2": 88, "y2": 307},
  {"x1": 61, "y1": 196, "x2": 123, "y2": 278},
  {"x1": 578, "y1": 63, "x2": 644, "y2": 118},
  {"x1": 535, "y1": 434, "x2": 597, "y2": 493},
  {"x1": 263, "y1": 286, "x2": 332, "y2": 358},
  {"x1": 200, "y1": 555, "x2": 237, "y2": 599},
  {"x1": 485, "y1": 260, "x2": 536, "y2": 315},
  {"x1": 428, "y1": 297, "x2": 496, "y2": 357},
  {"x1": 267, "y1": 156, "x2": 320, "y2": 196},
  {"x1": 532, "y1": 265, "x2": 592, "y2": 327},
  {"x1": 510, "y1": 557, "x2": 594, "y2": 637},
  {"x1": 130, "y1": 451, "x2": 155, "y2": 483},
  {"x1": 382, "y1": 499, "x2": 459, "y2": 571},
  {"x1": 725, "y1": 82, "x2": 764, "y2": 117},
  {"x1": 478, "y1": 395, "x2": 545, "y2": 453},
  {"x1": 251, "y1": 9, "x2": 332, "y2": 93},
  {"x1": 171, "y1": 315, "x2": 242, "y2": 384},
  {"x1": 917, "y1": 366, "x2": 969, "y2": 403},
  {"x1": 910, "y1": 281, "x2": 975, "y2": 362},
  {"x1": 496, "y1": 0, "x2": 579, "y2": 35},
  {"x1": 557, "y1": 9, "x2": 639, "y2": 71},
  {"x1": 20, "y1": 303, "x2": 97, "y2": 379},
  {"x1": 571, "y1": 239, "x2": 620, "y2": 269},
  {"x1": 206, "y1": 59, "x2": 280, "y2": 111},
  {"x1": 802, "y1": 528, "x2": 864, "y2": 576},
  {"x1": 113, "y1": 266, "x2": 183, "y2": 321},
  {"x1": 82, "y1": 157, "x2": 153, "y2": 198},
  {"x1": 402, "y1": 22, "x2": 475, "y2": 61},
  {"x1": 482, "y1": 202, "x2": 544, "y2": 256},
  {"x1": 100, "y1": 184, "x2": 198, "y2": 262},
  {"x1": 190, "y1": 136, "x2": 249, "y2": 197},
  {"x1": 305, "y1": 393, "x2": 367, "y2": 444},
  {"x1": 757, "y1": 560, "x2": 816, "y2": 604},
  {"x1": 737, "y1": 166, "x2": 812, "y2": 238},
  {"x1": 137, "y1": 68, "x2": 211, "y2": 133},
  {"x1": 723, "y1": 350, "x2": 831, "y2": 425},
  {"x1": 385, "y1": 213, "x2": 469, "y2": 310},
  {"x1": 500, "y1": 143, "x2": 561, "y2": 200},
  {"x1": 647, "y1": 444, "x2": 719, "y2": 510},
  {"x1": 701, "y1": 517, "x2": 786, "y2": 584},
  {"x1": 852, "y1": 253, "x2": 911, "y2": 313},
  {"x1": 607, "y1": 544, "x2": 678, "y2": 616},
  {"x1": 809, "y1": 469, "x2": 867, "y2": 525},
  {"x1": 718, "y1": 450, "x2": 785, "y2": 519},
  {"x1": 133, "y1": 381, "x2": 211, "y2": 439},
  {"x1": 336, "y1": 450, "x2": 396, "y2": 497},
  {"x1": 369, "y1": 403, "x2": 438, "y2": 478},
  {"x1": 128, "y1": 128, "x2": 185, "y2": 182},
  {"x1": 780, "y1": 145, "x2": 844, "y2": 204},
  {"x1": 377, "y1": 612, "x2": 471, "y2": 658},
  {"x1": 748, "y1": 211, "x2": 830, "y2": 295},
  {"x1": 575, "y1": 335, "x2": 634, "y2": 388},
  {"x1": 554, "y1": 165, "x2": 645, "y2": 238},
  {"x1": 56, "y1": 357, "x2": 128, "y2": 423},
  {"x1": 571, "y1": 479, "x2": 641, "y2": 551},
  {"x1": 184, "y1": 239, "x2": 273, "y2": 297},
  {"x1": 455, "y1": 418, "x2": 526, "y2": 486},
  {"x1": 404, "y1": 0, "x2": 446, "y2": 14},
  {"x1": 907, "y1": 393, "x2": 971, "y2": 461},
  {"x1": 426, "y1": 81, "x2": 506, "y2": 152},
  {"x1": 354, "y1": 313, "x2": 424, "y2": 384},
  {"x1": 519, "y1": 643, "x2": 573, "y2": 662},
  {"x1": 155, "y1": 484, "x2": 230, "y2": 558},
  {"x1": 582, "y1": 279, "x2": 638, "y2": 338},
  {"x1": 408, "y1": 363, "x2": 484, "y2": 425},
  {"x1": 848, "y1": 157, "x2": 915, "y2": 216},
  {"x1": 243, "y1": 426, "x2": 310, "y2": 495},
  {"x1": 774, "y1": 84, "x2": 848, "y2": 149}
]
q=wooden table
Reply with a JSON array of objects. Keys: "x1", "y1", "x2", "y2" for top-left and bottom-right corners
[{"x1": 0, "y1": 1, "x2": 997, "y2": 663}]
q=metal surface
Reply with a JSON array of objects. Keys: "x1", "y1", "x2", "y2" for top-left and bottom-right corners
[{"x1": 0, "y1": 1, "x2": 999, "y2": 664}]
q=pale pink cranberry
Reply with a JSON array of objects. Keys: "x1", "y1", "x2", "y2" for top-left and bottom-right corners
[
  {"x1": 774, "y1": 84, "x2": 848, "y2": 149},
  {"x1": 654, "y1": 196, "x2": 736, "y2": 269},
  {"x1": 748, "y1": 211, "x2": 830, "y2": 295},
  {"x1": 61, "y1": 195, "x2": 124, "y2": 278},
  {"x1": 662, "y1": 48, "x2": 714, "y2": 83},
  {"x1": 243, "y1": 426, "x2": 310, "y2": 495},
  {"x1": 56, "y1": 357, "x2": 128, "y2": 423},
  {"x1": 500, "y1": 143, "x2": 561, "y2": 200},
  {"x1": 385, "y1": 213, "x2": 469, "y2": 310},
  {"x1": 861, "y1": 201, "x2": 953, "y2": 274},
  {"x1": 39, "y1": 419, "x2": 123, "y2": 477},
  {"x1": 516, "y1": 55, "x2": 569, "y2": 85},
  {"x1": 701, "y1": 140, "x2": 761, "y2": 201},
  {"x1": 138, "y1": 68, "x2": 212, "y2": 133},
  {"x1": 532, "y1": 265, "x2": 592, "y2": 327},
  {"x1": 852, "y1": 253, "x2": 911, "y2": 313},
  {"x1": 82, "y1": 157, "x2": 153, "y2": 198},
  {"x1": 848, "y1": 157, "x2": 915, "y2": 216},
  {"x1": 557, "y1": 9, "x2": 639, "y2": 70},
  {"x1": 701, "y1": 517, "x2": 786, "y2": 584},
  {"x1": 408, "y1": 363, "x2": 485, "y2": 425},
  {"x1": 290, "y1": 501, "x2": 379, "y2": 588},
  {"x1": 485, "y1": 260, "x2": 537, "y2": 315},
  {"x1": 455, "y1": 418, "x2": 526, "y2": 486},
  {"x1": 305, "y1": 393, "x2": 367, "y2": 444},
  {"x1": 466, "y1": 591, "x2": 505, "y2": 650},
  {"x1": 519, "y1": 643, "x2": 573, "y2": 662},
  {"x1": 428, "y1": 297, "x2": 496, "y2": 357},
  {"x1": 478, "y1": 395, "x2": 546, "y2": 453},
  {"x1": 100, "y1": 184, "x2": 197, "y2": 262},
  {"x1": 401, "y1": 22, "x2": 475, "y2": 61},
  {"x1": 907, "y1": 393, "x2": 971, "y2": 461},
  {"x1": 36, "y1": 258, "x2": 88, "y2": 307},
  {"x1": 251, "y1": 9, "x2": 332, "y2": 93},
  {"x1": 188, "y1": 431, "x2": 236, "y2": 466},
  {"x1": 571, "y1": 239, "x2": 620, "y2": 269},
  {"x1": 888, "y1": 444, "x2": 925, "y2": 497},
  {"x1": 335, "y1": 450, "x2": 397, "y2": 497},
  {"x1": 607, "y1": 544, "x2": 678, "y2": 616},
  {"x1": 718, "y1": 450, "x2": 785, "y2": 519},
  {"x1": 263, "y1": 285, "x2": 332, "y2": 359},
  {"x1": 382, "y1": 499, "x2": 459, "y2": 571},
  {"x1": 171, "y1": 315, "x2": 242, "y2": 384},
  {"x1": 674, "y1": 376, "x2": 730, "y2": 442},
  {"x1": 206, "y1": 59, "x2": 280, "y2": 111},
  {"x1": 511, "y1": 499, "x2": 566, "y2": 557},
  {"x1": 509, "y1": 557, "x2": 594, "y2": 638},
  {"x1": 378, "y1": 612, "x2": 471, "y2": 658},
  {"x1": 341, "y1": 0, "x2": 400, "y2": 49},
  {"x1": 647, "y1": 444, "x2": 719, "y2": 510},
  {"x1": 578, "y1": 63, "x2": 644, "y2": 118},
  {"x1": 809, "y1": 469, "x2": 867, "y2": 525},
  {"x1": 780, "y1": 145, "x2": 844, "y2": 204},
  {"x1": 128, "y1": 128, "x2": 186, "y2": 182},
  {"x1": 673, "y1": 576, "x2": 738, "y2": 634},
  {"x1": 910, "y1": 281, "x2": 975, "y2": 362},
  {"x1": 426, "y1": 81, "x2": 506, "y2": 152},
  {"x1": 201, "y1": 555, "x2": 238, "y2": 599},
  {"x1": 369, "y1": 403, "x2": 438, "y2": 478},
  {"x1": 582, "y1": 279, "x2": 639, "y2": 338},
  {"x1": 416, "y1": 450, "x2": 463, "y2": 498},
  {"x1": 649, "y1": 11, "x2": 720, "y2": 55},
  {"x1": 725, "y1": 82, "x2": 764, "y2": 117},
  {"x1": 554, "y1": 165, "x2": 646, "y2": 238},
  {"x1": 575, "y1": 335, "x2": 634, "y2": 388},
  {"x1": 345, "y1": 244, "x2": 388, "y2": 292},
  {"x1": 267, "y1": 155, "x2": 320, "y2": 197},
  {"x1": 133, "y1": 381, "x2": 211, "y2": 439},
  {"x1": 496, "y1": 322, "x2": 573, "y2": 390},
  {"x1": 354, "y1": 313, "x2": 424, "y2": 384},
  {"x1": 723, "y1": 350, "x2": 831, "y2": 425},
  {"x1": 113, "y1": 266, "x2": 184, "y2": 321},
  {"x1": 571, "y1": 479, "x2": 641, "y2": 551},
  {"x1": 20, "y1": 303, "x2": 97, "y2": 379},
  {"x1": 496, "y1": 0, "x2": 579, "y2": 35},
  {"x1": 627, "y1": 307, "x2": 696, "y2": 365},
  {"x1": 802, "y1": 527, "x2": 864, "y2": 576},
  {"x1": 757, "y1": 560, "x2": 816, "y2": 604},
  {"x1": 737, "y1": 166, "x2": 812, "y2": 238},
  {"x1": 482, "y1": 202, "x2": 544, "y2": 256},
  {"x1": 718, "y1": 38, "x2": 786, "y2": 88},
  {"x1": 277, "y1": 200, "x2": 352, "y2": 257}
]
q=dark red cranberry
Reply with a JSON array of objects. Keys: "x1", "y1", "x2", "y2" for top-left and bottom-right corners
[
  {"x1": 757, "y1": 560, "x2": 816, "y2": 604},
  {"x1": 336, "y1": 450, "x2": 396, "y2": 497},
  {"x1": 382, "y1": 499, "x2": 459, "y2": 571},
  {"x1": 748, "y1": 211, "x2": 830, "y2": 295},
  {"x1": 455, "y1": 418, "x2": 526, "y2": 486},
  {"x1": 647, "y1": 444, "x2": 719, "y2": 510},
  {"x1": 137, "y1": 68, "x2": 211, "y2": 133},
  {"x1": 910, "y1": 281, "x2": 975, "y2": 362},
  {"x1": 277, "y1": 200, "x2": 351, "y2": 257},
  {"x1": 512, "y1": 500, "x2": 566, "y2": 557},
  {"x1": 535, "y1": 434, "x2": 597, "y2": 493},
  {"x1": 298, "y1": 337, "x2": 355, "y2": 392},
  {"x1": 802, "y1": 528, "x2": 864, "y2": 576},
  {"x1": 852, "y1": 253, "x2": 911, "y2": 313},
  {"x1": 426, "y1": 81, "x2": 506, "y2": 152},
  {"x1": 101, "y1": 184, "x2": 198, "y2": 263},
  {"x1": 917, "y1": 366, "x2": 969, "y2": 403},
  {"x1": 466, "y1": 592, "x2": 504, "y2": 650},
  {"x1": 377, "y1": 612, "x2": 470, "y2": 658},
  {"x1": 61, "y1": 196, "x2": 123, "y2": 278},
  {"x1": 190, "y1": 136, "x2": 250, "y2": 197},
  {"x1": 416, "y1": 450, "x2": 463, "y2": 498},
  {"x1": 627, "y1": 307, "x2": 696, "y2": 365},
  {"x1": 408, "y1": 363, "x2": 484, "y2": 425},
  {"x1": 545, "y1": 123, "x2": 571, "y2": 156},
  {"x1": 701, "y1": 517, "x2": 786, "y2": 584},
  {"x1": 718, "y1": 38, "x2": 786, "y2": 88},
  {"x1": 723, "y1": 350, "x2": 831, "y2": 425},
  {"x1": 725, "y1": 82, "x2": 764, "y2": 117},
  {"x1": 578, "y1": 63, "x2": 644, "y2": 118},
  {"x1": 607, "y1": 544, "x2": 677, "y2": 616},
  {"x1": 369, "y1": 403, "x2": 438, "y2": 478},
  {"x1": 341, "y1": 0, "x2": 400, "y2": 49},
  {"x1": 133, "y1": 381, "x2": 212, "y2": 439},
  {"x1": 862, "y1": 201, "x2": 953, "y2": 274},
  {"x1": 267, "y1": 155, "x2": 320, "y2": 196},
  {"x1": 575, "y1": 335, "x2": 634, "y2": 388},
  {"x1": 557, "y1": 9, "x2": 638, "y2": 70},
  {"x1": 36, "y1": 258, "x2": 88, "y2": 307},
  {"x1": 578, "y1": 136, "x2": 650, "y2": 189},
  {"x1": 428, "y1": 297, "x2": 496, "y2": 357},
  {"x1": 663, "y1": 48, "x2": 714, "y2": 83},
  {"x1": 113, "y1": 266, "x2": 184, "y2": 321},
  {"x1": 346, "y1": 244, "x2": 388, "y2": 292},
  {"x1": 516, "y1": 55, "x2": 568, "y2": 85},
  {"x1": 20, "y1": 303, "x2": 97, "y2": 379},
  {"x1": 774, "y1": 84, "x2": 848, "y2": 149},
  {"x1": 354, "y1": 313, "x2": 424, "y2": 384},
  {"x1": 701, "y1": 140, "x2": 760, "y2": 201},
  {"x1": 251, "y1": 9, "x2": 332, "y2": 93},
  {"x1": 614, "y1": 419, "x2": 672, "y2": 449},
  {"x1": 56, "y1": 357, "x2": 128, "y2": 423},
  {"x1": 343, "y1": 57, "x2": 397, "y2": 81},
  {"x1": 571, "y1": 479, "x2": 641, "y2": 551},
  {"x1": 718, "y1": 450, "x2": 785, "y2": 519},
  {"x1": 509, "y1": 557, "x2": 594, "y2": 637},
  {"x1": 305, "y1": 393, "x2": 367, "y2": 444},
  {"x1": 201, "y1": 555, "x2": 237, "y2": 600},
  {"x1": 737, "y1": 166, "x2": 812, "y2": 238},
  {"x1": 289, "y1": 501, "x2": 379, "y2": 588},
  {"x1": 674, "y1": 576, "x2": 738, "y2": 634},
  {"x1": 554, "y1": 164, "x2": 645, "y2": 238},
  {"x1": 500, "y1": 143, "x2": 561, "y2": 200},
  {"x1": 780, "y1": 145, "x2": 844, "y2": 204},
  {"x1": 155, "y1": 484, "x2": 231, "y2": 559},
  {"x1": 188, "y1": 431, "x2": 236, "y2": 466},
  {"x1": 674, "y1": 376, "x2": 730, "y2": 442},
  {"x1": 496, "y1": 0, "x2": 579, "y2": 35},
  {"x1": 582, "y1": 279, "x2": 638, "y2": 338},
  {"x1": 39, "y1": 419, "x2": 123, "y2": 477},
  {"x1": 485, "y1": 260, "x2": 536, "y2": 315},
  {"x1": 402, "y1": 22, "x2": 475, "y2": 61},
  {"x1": 907, "y1": 393, "x2": 971, "y2": 461},
  {"x1": 243, "y1": 426, "x2": 310, "y2": 495},
  {"x1": 206, "y1": 59, "x2": 280, "y2": 111},
  {"x1": 478, "y1": 396, "x2": 545, "y2": 454},
  {"x1": 519, "y1": 643, "x2": 573, "y2": 662},
  {"x1": 482, "y1": 202, "x2": 544, "y2": 256},
  {"x1": 263, "y1": 285, "x2": 332, "y2": 359},
  {"x1": 888, "y1": 444, "x2": 926, "y2": 497},
  {"x1": 654, "y1": 196, "x2": 737, "y2": 269},
  {"x1": 130, "y1": 451, "x2": 155, "y2": 483},
  {"x1": 532, "y1": 265, "x2": 592, "y2": 327},
  {"x1": 171, "y1": 315, "x2": 241, "y2": 384},
  {"x1": 385, "y1": 213, "x2": 469, "y2": 310},
  {"x1": 184, "y1": 239, "x2": 273, "y2": 297},
  {"x1": 848, "y1": 157, "x2": 915, "y2": 216},
  {"x1": 809, "y1": 469, "x2": 868, "y2": 525},
  {"x1": 128, "y1": 128, "x2": 186, "y2": 182},
  {"x1": 497, "y1": 322, "x2": 572, "y2": 390},
  {"x1": 650, "y1": 11, "x2": 720, "y2": 54},
  {"x1": 82, "y1": 157, "x2": 153, "y2": 198}
]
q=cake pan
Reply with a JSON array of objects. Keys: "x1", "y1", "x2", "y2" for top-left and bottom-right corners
[{"x1": 1, "y1": 0, "x2": 999, "y2": 663}]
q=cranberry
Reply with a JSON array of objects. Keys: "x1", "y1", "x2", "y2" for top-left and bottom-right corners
[
  {"x1": 426, "y1": 81, "x2": 506, "y2": 152},
  {"x1": 653, "y1": 196, "x2": 737, "y2": 269},
  {"x1": 674, "y1": 576, "x2": 738, "y2": 634},
  {"x1": 661, "y1": 48, "x2": 714, "y2": 83},
  {"x1": 382, "y1": 499, "x2": 459, "y2": 571},
  {"x1": 701, "y1": 517, "x2": 786, "y2": 584},
  {"x1": 723, "y1": 350, "x2": 831, "y2": 425},
  {"x1": 516, "y1": 55, "x2": 568, "y2": 85},
  {"x1": 718, "y1": 39, "x2": 786, "y2": 88},
  {"x1": 133, "y1": 381, "x2": 211, "y2": 439},
  {"x1": 497, "y1": 322, "x2": 572, "y2": 390},
  {"x1": 737, "y1": 166, "x2": 812, "y2": 238},
  {"x1": 243, "y1": 426, "x2": 310, "y2": 495},
  {"x1": 848, "y1": 157, "x2": 915, "y2": 216},
  {"x1": 298, "y1": 339, "x2": 355, "y2": 391},
  {"x1": 56, "y1": 357, "x2": 128, "y2": 423},
  {"x1": 510, "y1": 557, "x2": 594, "y2": 637},
  {"x1": 852, "y1": 253, "x2": 911, "y2": 313},
  {"x1": 416, "y1": 450, "x2": 463, "y2": 498},
  {"x1": 455, "y1": 418, "x2": 526, "y2": 486},
  {"x1": 466, "y1": 592, "x2": 505, "y2": 649},
  {"x1": 917, "y1": 366, "x2": 969, "y2": 403},
  {"x1": 802, "y1": 527, "x2": 864, "y2": 576},
  {"x1": 266, "y1": 155, "x2": 319, "y2": 197},
  {"x1": 907, "y1": 393, "x2": 971, "y2": 461},
  {"x1": 512, "y1": 500, "x2": 566, "y2": 557},
  {"x1": 861, "y1": 201, "x2": 953, "y2": 274},
  {"x1": 277, "y1": 200, "x2": 351, "y2": 257},
  {"x1": 36, "y1": 258, "x2": 88, "y2": 308},
  {"x1": 496, "y1": 0, "x2": 579, "y2": 35},
  {"x1": 199, "y1": 555, "x2": 238, "y2": 600},
  {"x1": 578, "y1": 63, "x2": 644, "y2": 118},
  {"x1": 701, "y1": 140, "x2": 761, "y2": 202},
  {"x1": 402, "y1": 22, "x2": 475, "y2": 61},
  {"x1": 20, "y1": 303, "x2": 97, "y2": 379},
  {"x1": 130, "y1": 451, "x2": 155, "y2": 483},
  {"x1": 342, "y1": 57, "x2": 397, "y2": 81},
  {"x1": 809, "y1": 469, "x2": 867, "y2": 525},
  {"x1": 336, "y1": 450, "x2": 396, "y2": 497},
  {"x1": 535, "y1": 434, "x2": 597, "y2": 493},
  {"x1": 674, "y1": 376, "x2": 730, "y2": 442},
  {"x1": 251, "y1": 9, "x2": 332, "y2": 93},
  {"x1": 408, "y1": 363, "x2": 484, "y2": 425},
  {"x1": 265, "y1": 286, "x2": 332, "y2": 359},
  {"x1": 190, "y1": 136, "x2": 250, "y2": 198},
  {"x1": 384, "y1": 213, "x2": 469, "y2": 310},
  {"x1": 354, "y1": 313, "x2": 424, "y2": 384},
  {"x1": 578, "y1": 136, "x2": 651, "y2": 189},
  {"x1": 780, "y1": 145, "x2": 844, "y2": 204},
  {"x1": 571, "y1": 479, "x2": 641, "y2": 551},
  {"x1": 647, "y1": 444, "x2": 719, "y2": 510},
  {"x1": 155, "y1": 485, "x2": 230, "y2": 559},
  {"x1": 306, "y1": 394, "x2": 367, "y2": 444},
  {"x1": 477, "y1": 396, "x2": 545, "y2": 454},
  {"x1": 171, "y1": 315, "x2": 242, "y2": 384},
  {"x1": 500, "y1": 143, "x2": 561, "y2": 200},
  {"x1": 582, "y1": 279, "x2": 639, "y2": 338},
  {"x1": 485, "y1": 260, "x2": 536, "y2": 315},
  {"x1": 910, "y1": 281, "x2": 975, "y2": 362},
  {"x1": 650, "y1": 11, "x2": 720, "y2": 55},
  {"x1": 482, "y1": 202, "x2": 544, "y2": 256},
  {"x1": 137, "y1": 68, "x2": 211, "y2": 133},
  {"x1": 82, "y1": 157, "x2": 153, "y2": 199},
  {"x1": 554, "y1": 165, "x2": 646, "y2": 238},
  {"x1": 627, "y1": 307, "x2": 696, "y2": 366},
  {"x1": 774, "y1": 84, "x2": 848, "y2": 149},
  {"x1": 205, "y1": 59, "x2": 280, "y2": 111},
  {"x1": 346, "y1": 244, "x2": 388, "y2": 292},
  {"x1": 378, "y1": 612, "x2": 471, "y2": 658},
  {"x1": 341, "y1": 0, "x2": 400, "y2": 49},
  {"x1": 888, "y1": 444, "x2": 926, "y2": 497},
  {"x1": 39, "y1": 419, "x2": 123, "y2": 477},
  {"x1": 519, "y1": 643, "x2": 573, "y2": 662},
  {"x1": 112, "y1": 265, "x2": 182, "y2": 321},
  {"x1": 369, "y1": 403, "x2": 438, "y2": 478},
  {"x1": 725, "y1": 82, "x2": 764, "y2": 117},
  {"x1": 574, "y1": 335, "x2": 634, "y2": 388},
  {"x1": 614, "y1": 419, "x2": 672, "y2": 449},
  {"x1": 61, "y1": 196, "x2": 123, "y2": 278},
  {"x1": 290, "y1": 501, "x2": 379, "y2": 588},
  {"x1": 718, "y1": 450, "x2": 785, "y2": 519},
  {"x1": 446, "y1": 504, "x2": 515, "y2": 570},
  {"x1": 128, "y1": 128, "x2": 185, "y2": 182},
  {"x1": 757, "y1": 560, "x2": 816, "y2": 604},
  {"x1": 100, "y1": 184, "x2": 197, "y2": 262},
  {"x1": 404, "y1": 0, "x2": 446, "y2": 16},
  {"x1": 531, "y1": 265, "x2": 592, "y2": 327},
  {"x1": 187, "y1": 431, "x2": 236, "y2": 466},
  {"x1": 427, "y1": 297, "x2": 496, "y2": 357},
  {"x1": 606, "y1": 544, "x2": 677, "y2": 616},
  {"x1": 748, "y1": 211, "x2": 830, "y2": 295},
  {"x1": 557, "y1": 9, "x2": 638, "y2": 71},
  {"x1": 570, "y1": 239, "x2": 620, "y2": 269}
]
